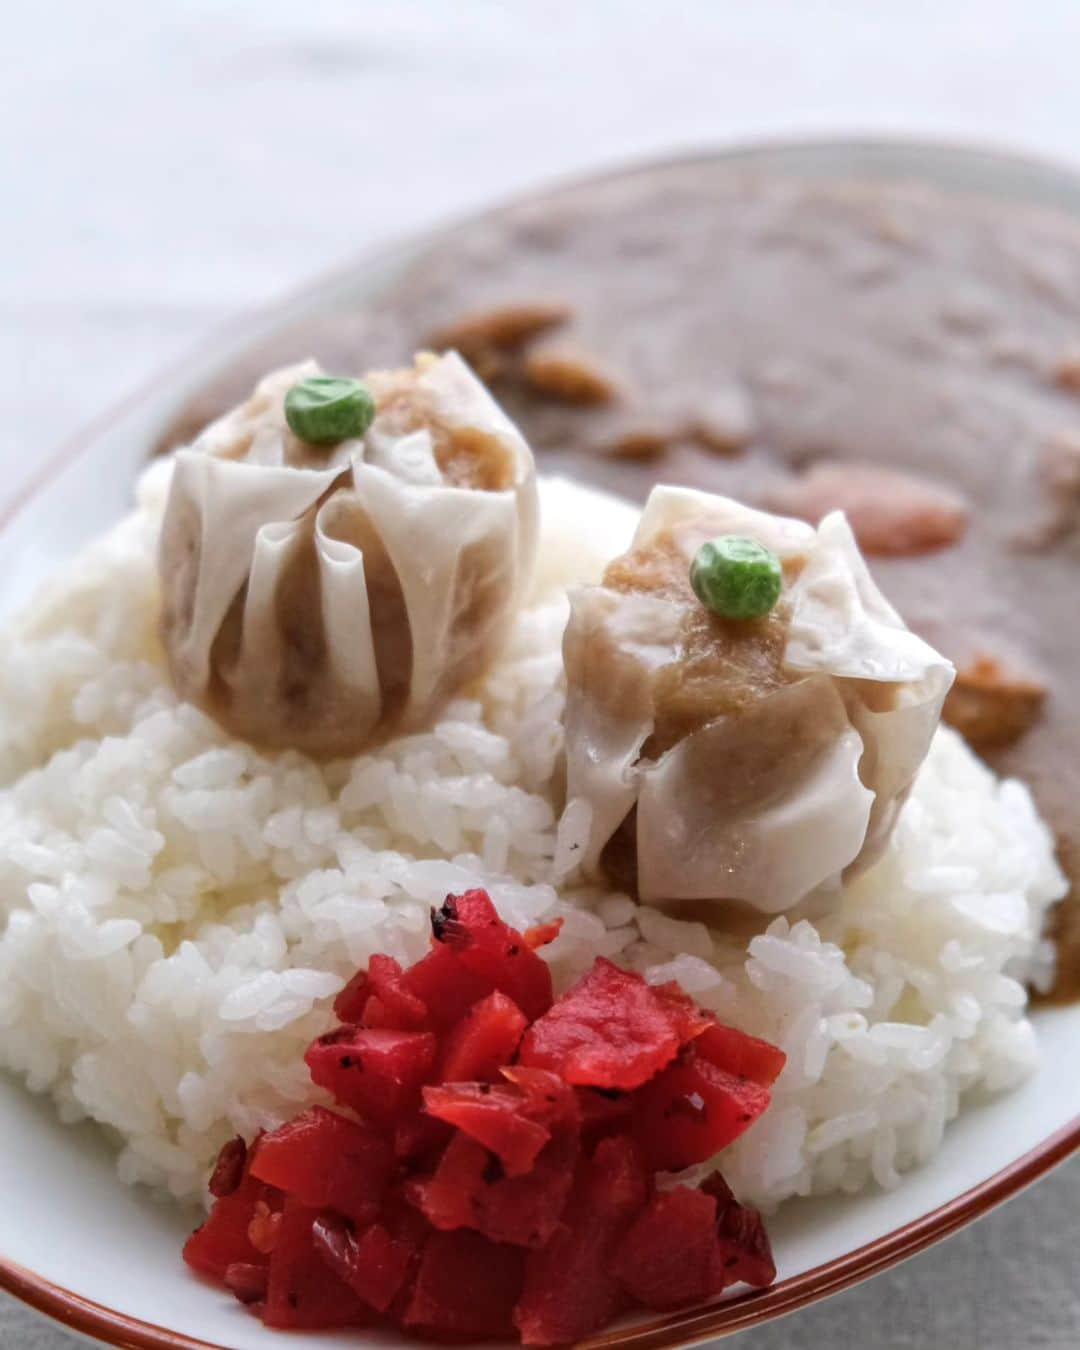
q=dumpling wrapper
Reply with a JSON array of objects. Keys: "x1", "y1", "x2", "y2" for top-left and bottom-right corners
[
  {"x1": 562, "y1": 486, "x2": 954, "y2": 913},
  {"x1": 159, "y1": 353, "x2": 538, "y2": 756}
]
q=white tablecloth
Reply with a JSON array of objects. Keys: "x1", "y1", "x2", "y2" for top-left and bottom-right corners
[{"x1": 2, "y1": 2, "x2": 1077, "y2": 1346}]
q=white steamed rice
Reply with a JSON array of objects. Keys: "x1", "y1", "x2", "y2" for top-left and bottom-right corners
[{"x1": 0, "y1": 463, "x2": 1065, "y2": 1211}]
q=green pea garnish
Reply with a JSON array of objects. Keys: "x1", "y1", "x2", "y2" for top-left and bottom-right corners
[
  {"x1": 284, "y1": 375, "x2": 375, "y2": 446},
  {"x1": 690, "y1": 535, "x2": 783, "y2": 621}
]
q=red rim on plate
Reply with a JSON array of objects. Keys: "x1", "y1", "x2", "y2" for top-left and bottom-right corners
[{"x1": 0, "y1": 136, "x2": 1078, "y2": 1349}]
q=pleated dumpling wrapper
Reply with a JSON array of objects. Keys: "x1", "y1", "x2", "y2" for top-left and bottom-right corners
[
  {"x1": 159, "y1": 353, "x2": 539, "y2": 756},
  {"x1": 562, "y1": 486, "x2": 955, "y2": 914}
]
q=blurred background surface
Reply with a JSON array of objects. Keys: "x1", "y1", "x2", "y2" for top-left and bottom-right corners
[{"x1": 3, "y1": 2, "x2": 1079, "y2": 1347}]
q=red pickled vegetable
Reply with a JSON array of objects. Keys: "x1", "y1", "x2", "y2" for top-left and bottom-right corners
[
  {"x1": 405, "y1": 1132, "x2": 484, "y2": 1233},
  {"x1": 423, "y1": 1083, "x2": 552, "y2": 1177},
  {"x1": 368, "y1": 953, "x2": 430, "y2": 1026},
  {"x1": 402, "y1": 943, "x2": 493, "y2": 1028},
  {"x1": 224, "y1": 1262, "x2": 268, "y2": 1306},
  {"x1": 714, "y1": 1192, "x2": 776, "y2": 1288},
  {"x1": 576, "y1": 1086, "x2": 634, "y2": 1142},
  {"x1": 408, "y1": 1129, "x2": 579, "y2": 1250},
  {"x1": 379, "y1": 1185, "x2": 435, "y2": 1299},
  {"x1": 700, "y1": 1170, "x2": 737, "y2": 1209},
  {"x1": 333, "y1": 969, "x2": 372, "y2": 1024},
  {"x1": 611, "y1": 1187, "x2": 725, "y2": 1310},
  {"x1": 469, "y1": 1130, "x2": 579, "y2": 1249},
  {"x1": 304, "y1": 1026, "x2": 436, "y2": 1127},
  {"x1": 208, "y1": 1136, "x2": 248, "y2": 1199},
  {"x1": 522, "y1": 918, "x2": 564, "y2": 950},
  {"x1": 311, "y1": 1213, "x2": 414, "y2": 1313},
  {"x1": 695, "y1": 1020, "x2": 787, "y2": 1087},
  {"x1": 633, "y1": 1047, "x2": 772, "y2": 1172},
  {"x1": 651, "y1": 980, "x2": 715, "y2": 1045},
  {"x1": 263, "y1": 1203, "x2": 370, "y2": 1330},
  {"x1": 393, "y1": 1110, "x2": 453, "y2": 1165},
  {"x1": 354, "y1": 1221, "x2": 416, "y2": 1310},
  {"x1": 335, "y1": 953, "x2": 430, "y2": 1028},
  {"x1": 499, "y1": 1065, "x2": 580, "y2": 1130},
  {"x1": 431, "y1": 890, "x2": 554, "y2": 1021},
  {"x1": 405, "y1": 1230, "x2": 526, "y2": 1340},
  {"x1": 250, "y1": 1107, "x2": 393, "y2": 1225},
  {"x1": 439, "y1": 990, "x2": 528, "y2": 1082},
  {"x1": 698, "y1": 1171, "x2": 775, "y2": 1285},
  {"x1": 514, "y1": 1135, "x2": 649, "y2": 1345},
  {"x1": 519, "y1": 957, "x2": 681, "y2": 1089},
  {"x1": 248, "y1": 1200, "x2": 283, "y2": 1256},
  {"x1": 182, "y1": 890, "x2": 782, "y2": 1345},
  {"x1": 183, "y1": 1141, "x2": 281, "y2": 1281}
]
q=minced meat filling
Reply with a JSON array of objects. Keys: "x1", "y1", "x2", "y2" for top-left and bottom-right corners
[
  {"x1": 602, "y1": 526, "x2": 798, "y2": 758},
  {"x1": 367, "y1": 365, "x2": 515, "y2": 492}
]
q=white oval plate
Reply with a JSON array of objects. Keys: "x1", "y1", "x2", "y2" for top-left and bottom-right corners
[{"x1": 0, "y1": 139, "x2": 1077, "y2": 1350}]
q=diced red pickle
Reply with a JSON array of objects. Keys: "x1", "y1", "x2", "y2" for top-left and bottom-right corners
[
  {"x1": 182, "y1": 895, "x2": 781, "y2": 1344},
  {"x1": 519, "y1": 958, "x2": 681, "y2": 1089},
  {"x1": 208, "y1": 1136, "x2": 248, "y2": 1199},
  {"x1": 439, "y1": 990, "x2": 528, "y2": 1082},
  {"x1": 250, "y1": 1107, "x2": 393, "y2": 1225}
]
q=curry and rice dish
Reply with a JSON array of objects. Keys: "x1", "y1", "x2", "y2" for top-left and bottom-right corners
[{"x1": 0, "y1": 164, "x2": 1076, "y2": 1343}]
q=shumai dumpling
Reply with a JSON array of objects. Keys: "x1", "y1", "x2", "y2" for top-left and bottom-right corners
[
  {"x1": 562, "y1": 485, "x2": 954, "y2": 914},
  {"x1": 159, "y1": 352, "x2": 539, "y2": 756}
]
